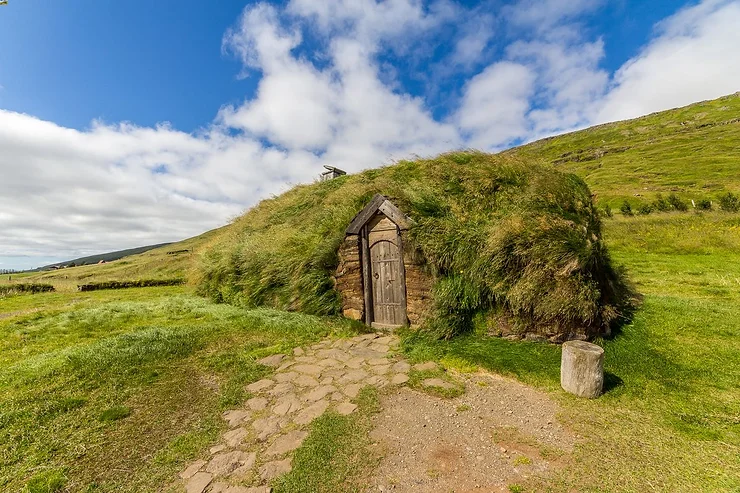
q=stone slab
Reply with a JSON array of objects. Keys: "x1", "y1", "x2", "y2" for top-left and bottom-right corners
[
  {"x1": 257, "y1": 354, "x2": 285, "y2": 368},
  {"x1": 247, "y1": 379, "x2": 275, "y2": 393},
  {"x1": 247, "y1": 397, "x2": 268, "y2": 411},
  {"x1": 294, "y1": 399, "x2": 330, "y2": 426},
  {"x1": 185, "y1": 472, "x2": 212, "y2": 493},
  {"x1": 422, "y1": 378, "x2": 456, "y2": 389},
  {"x1": 335, "y1": 402, "x2": 358, "y2": 415},
  {"x1": 260, "y1": 459, "x2": 292, "y2": 481},
  {"x1": 179, "y1": 459, "x2": 206, "y2": 479},
  {"x1": 265, "y1": 430, "x2": 308, "y2": 456}
]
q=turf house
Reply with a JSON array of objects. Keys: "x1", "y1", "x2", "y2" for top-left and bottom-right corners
[{"x1": 198, "y1": 151, "x2": 633, "y2": 342}]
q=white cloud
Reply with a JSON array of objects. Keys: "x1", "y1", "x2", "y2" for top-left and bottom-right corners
[
  {"x1": 595, "y1": 0, "x2": 740, "y2": 123},
  {"x1": 507, "y1": 38, "x2": 608, "y2": 137},
  {"x1": 2, "y1": 0, "x2": 740, "y2": 268},
  {"x1": 456, "y1": 61, "x2": 535, "y2": 149},
  {"x1": 504, "y1": 0, "x2": 604, "y2": 31}
]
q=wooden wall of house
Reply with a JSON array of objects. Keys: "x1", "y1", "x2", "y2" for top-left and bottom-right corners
[{"x1": 335, "y1": 229, "x2": 434, "y2": 328}]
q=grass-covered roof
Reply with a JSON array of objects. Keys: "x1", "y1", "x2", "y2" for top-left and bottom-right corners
[{"x1": 197, "y1": 151, "x2": 634, "y2": 339}]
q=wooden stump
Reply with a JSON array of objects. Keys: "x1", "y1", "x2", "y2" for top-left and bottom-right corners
[{"x1": 560, "y1": 340, "x2": 604, "y2": 398}]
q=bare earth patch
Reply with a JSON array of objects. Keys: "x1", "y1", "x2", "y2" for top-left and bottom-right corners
[{"x1": 366, "y1": 372, "x2": 576, "y2": 492}]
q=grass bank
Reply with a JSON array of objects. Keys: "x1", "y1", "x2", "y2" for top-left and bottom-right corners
[
  {"x1": 402, "y1": 212, "x2": 740, "y2": 491},
  {"x1": 0, "y1": 286, "x2": 359, "y2": 492}
]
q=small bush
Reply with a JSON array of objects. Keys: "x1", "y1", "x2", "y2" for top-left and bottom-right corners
[
  {"x1": 77, "y1": 279, "x2": 185, "y2": 292},
  {"x1": 603, "y1": 204, "x2": 613, "y2": 218},
  {"x1": 25, "y1": 468, "x2": 67, "y2": 493},
  {"x1": 653, "y1": 193, "x2": 672, "y2": 212},
  {"x1": 696, "y1": 198, "x2": 712, "y2": 211},
  {"x1": 637, "y1": 203, "x2": 653, "y2": 215},
  {"x1": 0, "y1": 283, "x2": 54, "y2": 297},
  {"x1": 667, "y1": 193, "x2": 689, "y2": 211},
  {"x1": 719, "y1": 192, "x2": 740, "y2": 212},
  {"x1": 620, "y1": 201, "x2": 633, "y2": 216},
  {"x1": 99, "y1": 406, "x2": 132, "y2": 422}
]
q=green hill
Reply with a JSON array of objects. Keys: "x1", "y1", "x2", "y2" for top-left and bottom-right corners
[
  {"x1": 38, "y1": 243, "x2": 172, "y2": 270},
  {"x1": 508, "y1": 92, "x2": 740, "y2": 208},
  {"x1": 2, "y1": 93, "x2": 739, "y2": 492},
  {"x1": 197, "y1": 153, "x2": 633, "y2": 340},
  {"x1": 6, "y1": 227, "x2": 225, "y2": 291},
  {"x1": 13, "y1": 93, "x2": 740, "y2": 298}
]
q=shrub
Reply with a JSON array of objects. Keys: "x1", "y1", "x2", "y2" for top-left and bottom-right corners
[
  {"x1": 667, "y1": 193, "x2": 689, "y2": 211},
  {"x1": 653, "y1": 193, "x2": 672, "y2": 212},
  {"x1": 637, "y1": 203, "x2": 653, "y2": 215},
  {"x1": 198, "y1": 151, "x2": 634, "y2": 340},
  {"x1": 99, "y1": 406, "x2": 132, "y2": 422},
  {"x1": 25, "y1": 469, "x2": 67, "y2": 493},
  {"x1": 77, "y1": 279, "x2": 185, "y2": 292},
  {"x1": 603, "y1": 204, "x2": 613, "y2": 218},
  {"x1": 620, "y1": 201, "x2": 634, "y2": 216},
  {"x1": 719, "y1": 192, "x2": 740, "y2": 212},
  {"x1": 696, "y1": 198, "x2": 712, "y2": 211},
  {"x1": 0, "y1": 283, "x2": 54, "y2": 297}
]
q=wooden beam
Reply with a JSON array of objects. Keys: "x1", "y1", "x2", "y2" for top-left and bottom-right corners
[
  {"x1": 345, "y1": 194, "x2": 387, "y2": 234},
  {"x1": 378, "y1": 200, "x2": 413, "y2": 230},
  {"x1": 361, "y1": 225, "x2": 373, "y2": 325},
  {"x1": 345, "y1": 194, "x2": 415, "y2": 234}
]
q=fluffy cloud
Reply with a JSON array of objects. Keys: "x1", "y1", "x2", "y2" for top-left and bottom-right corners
[
  {"x1": 596, "y1": 0, "x2": 740, "y2": 123},
  {"x1": 456, "y1": 61, "x2": 535, "y2": 149},
  {"x1": 2, "y1": 0, "x2": 740, "y2": 268}
]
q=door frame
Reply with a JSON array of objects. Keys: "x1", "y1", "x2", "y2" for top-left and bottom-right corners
[{"x1": 360, "y1": 217, "x2": 408, "y2": 328}]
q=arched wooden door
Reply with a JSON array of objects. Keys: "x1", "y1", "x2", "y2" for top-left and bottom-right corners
[{"x1": 367, "y1": 214, "x2": 407, "y2": 328}]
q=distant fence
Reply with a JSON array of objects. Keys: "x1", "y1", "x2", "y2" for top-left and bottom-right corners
[
  {"x1": 0, "y1": 283, "x2": 55, "y2": 297},
  {"x1": 77, "y1": 279, "x2": 185, "y2": 292}
]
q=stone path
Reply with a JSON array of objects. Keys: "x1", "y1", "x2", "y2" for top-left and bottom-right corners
[{"x1": 177, "y1": 332, "x2": 408, "y2": 493}]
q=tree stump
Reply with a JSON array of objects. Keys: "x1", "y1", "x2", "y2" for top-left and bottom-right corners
[{"x1": 560, "y1": 340, "x2": 604, "y2": 398}]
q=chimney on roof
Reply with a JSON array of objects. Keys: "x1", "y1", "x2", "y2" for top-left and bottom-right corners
[{"x1": 320, "y1": 165, "x2": 347, "y2": 181}]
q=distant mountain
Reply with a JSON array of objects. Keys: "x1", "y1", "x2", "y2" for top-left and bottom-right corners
[{"x1": 38, "y1": 243, "x2": 172, "y2": 270}]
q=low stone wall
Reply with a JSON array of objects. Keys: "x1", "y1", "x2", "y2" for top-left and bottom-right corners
[
  {"x1": 335, "y1": 235, "x2": 364, "y2": 321},
  {"x1": 400, "y1": 231, "x2": 433, "y2": 326}
]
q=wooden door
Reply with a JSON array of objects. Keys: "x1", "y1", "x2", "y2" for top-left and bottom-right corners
[{"x1": 367, "y1": 215, "x2": 407, "y2": 328}]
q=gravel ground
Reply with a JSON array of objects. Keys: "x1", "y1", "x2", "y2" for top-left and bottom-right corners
[{"x1": 366, "y1": 371, "x2": 576, "y2": 492}]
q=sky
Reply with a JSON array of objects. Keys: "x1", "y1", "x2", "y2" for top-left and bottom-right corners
[{"x1": 1, "y1": 0, "x2": 739, "y2": 270}]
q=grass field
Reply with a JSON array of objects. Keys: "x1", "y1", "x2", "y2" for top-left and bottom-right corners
[
  {"x1": 2, "y1": 94, "x2": 739, "y2": 492},
  {"x1": 2, "y1": 212, "x2": 738, "y2": 492},
  {"x1": 0, "y1": 286, "x2": 362, "y2": 492},
  {"x1": 509, "y1": 92, "x2": 740, "y2": 208}
]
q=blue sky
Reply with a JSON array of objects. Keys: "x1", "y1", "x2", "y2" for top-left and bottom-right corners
[
  {"x1": 1, "y1": 0, "x2": 680, "y2": 131},
  {"x1": 1, "y1": 0, "x2": 739, "y2": 270}
]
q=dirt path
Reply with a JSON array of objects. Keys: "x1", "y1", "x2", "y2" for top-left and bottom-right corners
[
  {"x1": 175, "y1": 333, "x2": 575, "y2": 493},
  {"x1": 367, "y1": 373, "x2": 575, "y2": 492}
]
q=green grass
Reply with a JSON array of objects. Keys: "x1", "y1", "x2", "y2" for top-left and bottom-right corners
[
  {"x1": 198, "y1": 151, "x2": 632, "y2": 340},
  {"x1": 273, "y1": 387, "x2": 382, "y2": 493},
  {"x1": 2, "y1": 93, "x2": 740, "y2": 492},
  {"x1": 0, "y1": 226, "x2": 225, "y2": 292},
  {"x1": 0, "y1": 286, "x2": 359, "y2": 492},
  {"x1": 402, "y1": 212, "x2": 740, "y2": 491},
  {"x1": 509, "y1": 92, "x2": 740, "y2": 208}
]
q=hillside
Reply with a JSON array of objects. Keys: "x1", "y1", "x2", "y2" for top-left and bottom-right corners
[
  {"x1": 11, "y1": 93, "x2": 740, "y2": 293},
  {"x1": 2, "y1": 94, "x2": 739, "y2": 493},
  {"x1": 7, "y1": 227, "x2": 225, "y2": 291},
  {"x1": 508, "y1": 92, "x2": 740, "y2": 207},
  {"x1": 37, "y1": 243, "x2": 172, "y2": 270}
]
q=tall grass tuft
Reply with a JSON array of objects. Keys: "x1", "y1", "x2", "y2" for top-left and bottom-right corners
[{"x1": 197, "y1": 151, "x2": 634, "y2": 339}]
